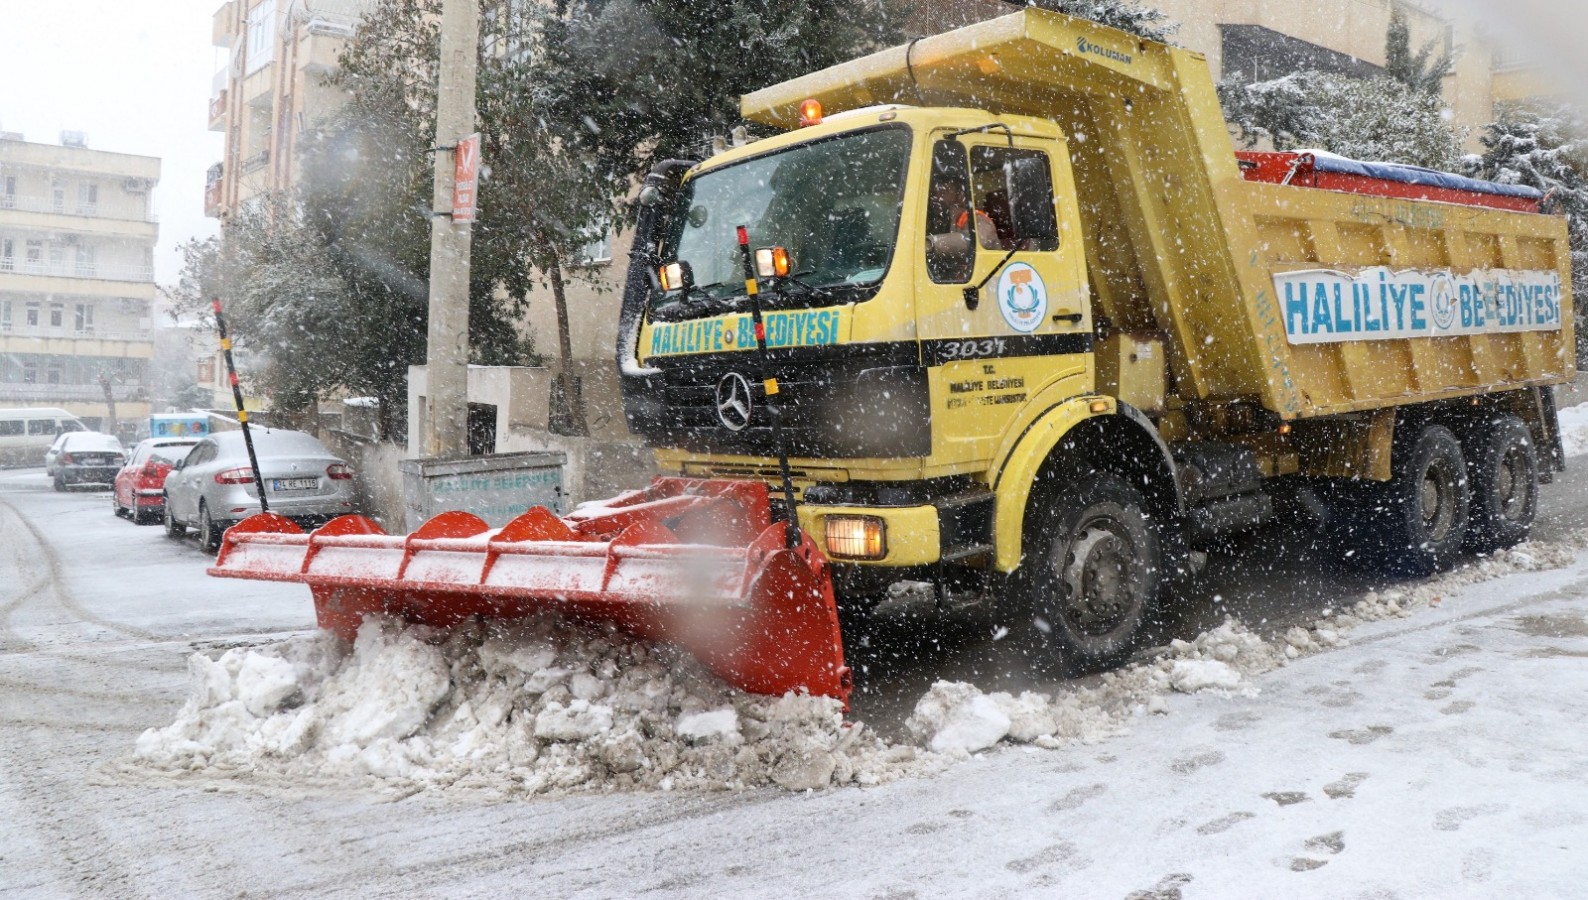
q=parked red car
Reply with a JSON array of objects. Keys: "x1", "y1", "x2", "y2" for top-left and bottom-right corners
[{"x1": 113, "y1": 437, "x2": 200, "y2": 524}]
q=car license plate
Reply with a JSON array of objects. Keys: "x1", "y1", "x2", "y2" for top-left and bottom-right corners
[{"x1": 271, "y1": 477, "x2": 317, "y2": 491}]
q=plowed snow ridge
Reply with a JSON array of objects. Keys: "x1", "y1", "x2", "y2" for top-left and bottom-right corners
[{"x1": 132, "y1": 535, "x2": 1586, "y2": 793}]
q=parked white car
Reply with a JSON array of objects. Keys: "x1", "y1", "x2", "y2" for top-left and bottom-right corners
[{"x1": 163, "y1": 429, "x2": 358, "y2": 552}]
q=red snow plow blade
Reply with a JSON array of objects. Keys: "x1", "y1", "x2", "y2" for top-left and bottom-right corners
[{"x1": 208, "y1": 477, "x2": 851, "y2": 704}]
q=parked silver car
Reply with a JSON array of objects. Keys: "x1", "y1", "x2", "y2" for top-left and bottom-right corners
[
  {"x1": 163, "y1": 429, "x2": 357, "y2": 552},
  {"x1": 44, "y1": 431, "x2": 127, "y2": 491}
]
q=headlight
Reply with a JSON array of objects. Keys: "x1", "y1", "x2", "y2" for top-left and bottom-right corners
[{"x1": 824, "y1": 515, "x2": 886, "y2": 560}]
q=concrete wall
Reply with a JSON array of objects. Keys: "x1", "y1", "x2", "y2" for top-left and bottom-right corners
[
  {"x1": 318, "y1": 430, "x2": 407, "y2": 530},
  {"x1": 408, "y1": 363, "x2": 655, "y2": 508}
]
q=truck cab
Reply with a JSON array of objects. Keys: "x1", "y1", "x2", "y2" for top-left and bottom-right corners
[{"x1": 621, "y1": 105, "x2": 1124, "y2": 577}]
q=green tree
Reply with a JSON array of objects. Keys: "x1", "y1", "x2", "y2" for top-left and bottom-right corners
[
  {"x1": 1468, "y1": 100, "x2": 1588, "y2": 357},
  {"x1": 1385, "y1": 7, "x2": 1452, "y2": 96},
  {"x1": 538, "y1": 0, "x2": 908, "y2": 190},
  {"x1": 1002, "y1": 0, "x2": 1175, "y2": 42}
]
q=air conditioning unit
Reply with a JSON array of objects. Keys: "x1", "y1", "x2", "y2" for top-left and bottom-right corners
[{"x1": 60, "y1": 131, "x2": 87, "y2": 148}]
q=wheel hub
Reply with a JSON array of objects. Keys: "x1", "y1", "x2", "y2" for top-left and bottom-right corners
[
  {"x1": 1418, "y1": 462, "x2": 1456, "y2": 541},
  {"x1": 1057, "y1": 518, "x2": 1138, "y2": 636}
]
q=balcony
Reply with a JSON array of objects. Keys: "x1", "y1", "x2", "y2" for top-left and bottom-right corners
[
  {"x1": 1, "y1": 326, "x2": 155, "y2": 346},
  {"x1": 240, "y1": 149, "x2": 270, "y2": 175},
  {"x1": 209, "y1": 89, "x2": 228, "y2": 132},
  {"x1": 0, "y1": 192, "x2": 157, "y2": 224},
  {"x1": 0, "y1": 258, "x2": 154, "y2": 284},
  {"x1": 0, "y1": 381, "x2": 147, "y2": 403},
  {"x1": 205, "y1": 181, "x2": 224, "y2": 218}
]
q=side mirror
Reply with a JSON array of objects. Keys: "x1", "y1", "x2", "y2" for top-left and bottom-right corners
[{"x1": 1007, "y1": 156, "x2": 1059, "y2": 247}]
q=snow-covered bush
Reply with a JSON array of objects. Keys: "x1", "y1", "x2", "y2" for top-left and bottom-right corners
[{"x1": 1219, "y1": 70, "x2": 1465, "y2": 171}]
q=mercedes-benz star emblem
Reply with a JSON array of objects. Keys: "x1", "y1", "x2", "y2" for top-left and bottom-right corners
[{"x1": 715, "y1": 372, "x2": 754, "y2": 431}]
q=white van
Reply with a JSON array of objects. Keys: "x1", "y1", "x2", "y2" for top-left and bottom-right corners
[{"x1": 0, "y1": 408, "x2": 87, "y2": 467}]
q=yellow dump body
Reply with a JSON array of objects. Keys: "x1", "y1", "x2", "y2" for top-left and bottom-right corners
[{"x1": 741, "y1": 9, "x2": 1576, "y2": 420}]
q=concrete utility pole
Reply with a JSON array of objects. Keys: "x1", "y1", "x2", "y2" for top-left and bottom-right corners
[{"x1": 422, "y1": 0, "x2": 479, "y2": 458}]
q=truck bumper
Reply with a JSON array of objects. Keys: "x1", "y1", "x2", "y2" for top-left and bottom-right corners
[{"x1": 796, "y1": 489, "x2": 995, "y2": 568}]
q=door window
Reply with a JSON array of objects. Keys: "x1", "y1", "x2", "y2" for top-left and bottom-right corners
[
  {"x1": 925, "y1": 140, "x2": 975, "y2": 284},
  {"x1": 969, "y1": 146, "x2": 1060, "y2": 252}
]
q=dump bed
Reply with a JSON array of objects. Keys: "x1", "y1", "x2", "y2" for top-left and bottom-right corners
[{"x1": 741, "y1": 9, "x2": 1575, "y2": 419}]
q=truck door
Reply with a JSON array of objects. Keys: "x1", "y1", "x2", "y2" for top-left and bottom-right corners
[{"x1": 919, "y1": 131, "x2": 1089, "y2": 463}]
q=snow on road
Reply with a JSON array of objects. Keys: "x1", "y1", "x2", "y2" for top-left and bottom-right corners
[{"x1": 7, "y1": 455, "x2": 1588, "y2": 897}]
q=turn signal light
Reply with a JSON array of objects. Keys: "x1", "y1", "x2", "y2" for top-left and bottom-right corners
[
  {"x1": 824, "y1": 515, "x2": 886, "y2": 560},
  {"x1": 754, "y1": 246, "x2": 792, "y2": 279},
  {"x1": 214, "y1": 467, "x2": 255, "y2": 485},
  {"x1": 659, "y1": 260, "x2": 693, "y2": 293},
  {"x1": 327, "y1": 463, "x2": 355, "y2": 481},
  {"x1": 799, "y1": 98, "x2": 823, "y2": 127}
]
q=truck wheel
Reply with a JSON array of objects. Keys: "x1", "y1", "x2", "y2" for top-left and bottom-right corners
[
  {"x1": 1018, "y1": 472, "x2": 1161, "y2": 674},
  {"x1": 164, "y1": 500, "x2": 185, "y2": 538},
  {"x1": 1464, "y1": 416, "x2": 1537, "y2": 553},
  {"x1": 1373, "y1": 424, "x2": 1470, "y2": 575}
]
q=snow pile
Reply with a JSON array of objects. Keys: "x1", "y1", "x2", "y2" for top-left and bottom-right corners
[
  {"x1": 136, "y1": 531, "x2": 1588, "y2": 792},
  {"x1": 902, "y1": 534, "x2": 1588, "y2": 757},
  {"x1": 136, "y1": 616, "x2": 944, "y2": 794},
  {"x1": 1555, "y1": 401, "x2": 1588, "y2": 457},
  {"x1": 904, "y1": 619, "x2": 1278, "y2": 756}
]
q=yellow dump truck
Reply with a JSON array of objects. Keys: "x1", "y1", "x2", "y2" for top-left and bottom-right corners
[
  {"x1": 213, "y1": 8, "x2": 1575, "y2": 702},
  {"x1": 614, "y1": 8, "x2": 1574, "y2": 668}
]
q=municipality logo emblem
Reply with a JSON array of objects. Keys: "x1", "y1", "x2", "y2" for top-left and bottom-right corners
[
  {"x1": 1431, "y1": 273, "x2": 1457, "y2": 331},
  {"x1": 997, "y1": 263, "x2": 1047, "y2": 333}
]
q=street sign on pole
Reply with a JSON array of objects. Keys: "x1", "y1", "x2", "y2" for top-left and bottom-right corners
[{"x1": 452, "y1": 132, "x2": 481, "y2": 223}]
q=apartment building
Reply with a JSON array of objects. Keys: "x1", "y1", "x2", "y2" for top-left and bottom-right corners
[
  {"x1": 206, "y1": 0, "x2": 374, "y2": 221},
  {"x1": 0, "y1": 132, "x2": 160, "y2": 434},
  {"x1": 921, "y1": 0, "x2": 1561, "y2": 142}
]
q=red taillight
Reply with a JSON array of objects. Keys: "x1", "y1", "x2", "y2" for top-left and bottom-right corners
[
  {"x1": 327, "y1": 463, "x2": 355, "y2": 481},
  {"x1": 214, "y1": 467, "x2": 255, "y2": 485},
  {"x1": 61, "y1": 453, "x2": 75, "y2": 464},
  {"x1": 142, "y1": 462, "x2": 160, "y2": 478}
]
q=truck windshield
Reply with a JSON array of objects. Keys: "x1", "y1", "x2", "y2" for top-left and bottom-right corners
[{"x1": 655, "y1": 125, "x2": 911, "y2": 320}]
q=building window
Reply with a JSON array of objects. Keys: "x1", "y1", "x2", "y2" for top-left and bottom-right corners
[
  {"x1": 197, "y1": 357, "x2": 217, "y2": 384},
  {"x1": 25, "y1": 301, "x2": 39, "y2": 327},
  {"x1": 74, "y1": 303, "x2": 94, "y2": 333},
  {"x1": 25, "y1": 240, "x2": 42, "y2": 272},
  {"x1": 22, "y1": 365, "x2": 37, "y2": 384},
  {"x1": 1, "y1": 175, "x2": 14, "y2": 208},
  {"x1": 75, "y1": 244, "x2": 96, "y2": 277},
  {"x1": 77, "y1": 182, "x2": 98, "y2": 215},
  {"x1": 49, "y1": 303, "x2": 63, "y2": 328},
  {"x1": 246, "y1": 0, "x2": 276, "y2": 75},
  {"x1": 579, "y1": 233, "x2": 612, "y2": 265},
  {"x1": 0, "y1": 299, "x2": 9, "y2": 331},
  {"x1": 51, "y1": 184, "x2": 66, "y2": 214},
  {"x1": 45, "y1": 367, "x2": 62, "y2": 385},
  {"x1": 1219, "y1": 24, "x2": 1384, "y2": 83},
  {"x1": 0, "y1": 238, "x2": 12, "y2": 271}
]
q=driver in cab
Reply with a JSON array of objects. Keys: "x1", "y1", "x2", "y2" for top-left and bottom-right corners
[{"x1": 926, "y1": 178, "x2": 1000, "y2": 257}]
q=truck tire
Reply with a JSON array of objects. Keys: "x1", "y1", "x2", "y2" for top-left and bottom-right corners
[
  {"x1": 1017, "y1": 472, "x2": 1161, "y2": 674},
  {"x1": 1463, "y1": 416, "x2": 1537, "y2": 553},
  {"x1": 1370, "y1": 424, "x2": 1471, "y2": 576}
]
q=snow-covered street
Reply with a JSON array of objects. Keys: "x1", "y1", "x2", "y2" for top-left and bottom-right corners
[{"x1": 4, "y1": 451, "x2": 1588, "y2": 898}]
